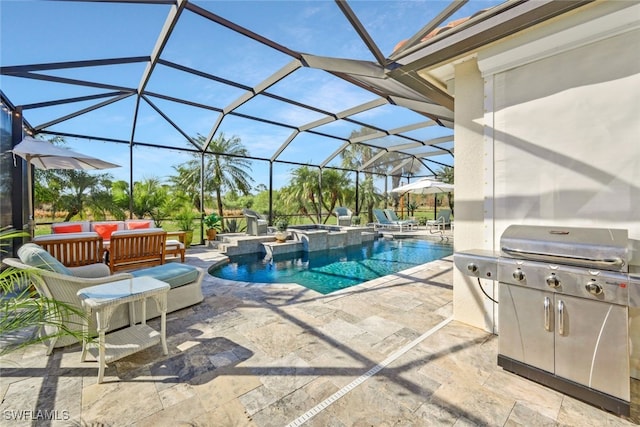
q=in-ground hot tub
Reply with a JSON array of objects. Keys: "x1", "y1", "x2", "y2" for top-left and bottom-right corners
[{"x1": 288, "y1": 224, "x2": 376, "y2": 251}]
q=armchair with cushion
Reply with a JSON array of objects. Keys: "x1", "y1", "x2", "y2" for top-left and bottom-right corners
[
  {"x1": 242, "y1": 208, "x2": 268, "y2": 236},
  {"x1": 107, "y1": 229, "x2": 167, "y2": 273},
  {"x1": 334, "y1": 207, "x2": 353, "y2": 226}
]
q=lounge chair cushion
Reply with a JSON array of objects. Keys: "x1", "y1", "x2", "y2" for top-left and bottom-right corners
[
  {"x1": 17, "y1": 243, "x2": 72, "y2": 276},
  {"x1": 131, "y1": 263, "x2": 200, "y2": 289}
]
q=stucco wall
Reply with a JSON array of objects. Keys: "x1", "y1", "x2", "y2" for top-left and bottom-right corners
[
  {"x1": 452, "y1": 59, "x2": 497, "y2": 332},
  {"x1": 489, "y1": 28, "x2": 640, "y2": 245},
  {"x1": 452, "y1": 3, "x2": 640, "y2": 332}
]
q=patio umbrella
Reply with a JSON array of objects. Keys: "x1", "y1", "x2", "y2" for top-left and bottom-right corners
[
  {"x1": 390, "y1": 178, "x2": 455, "y2": 195},
  {"x1": 10, "y1": 136, "x2": 121, "y2": 235},
  {"x1": 390, "y1": 178, "x2": 454, "y2": 218}
]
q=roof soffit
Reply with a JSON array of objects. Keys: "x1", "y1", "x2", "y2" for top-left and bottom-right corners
[{"x1": 388, "y1": 0, "x2": 593, "y2": 87}]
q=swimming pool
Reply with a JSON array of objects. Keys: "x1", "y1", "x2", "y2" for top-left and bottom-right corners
[{"x1": 209, "y1": 238, "x2": 453, "y2": 294}]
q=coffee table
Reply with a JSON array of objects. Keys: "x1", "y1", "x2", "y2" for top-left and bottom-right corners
[{"x1": 77, "y1": 276, "x2": 170, "y2": 383}]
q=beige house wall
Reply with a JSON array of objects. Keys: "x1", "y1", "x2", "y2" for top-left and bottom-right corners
[
  {"x1": 452, "y1": 58, "x2": 497, "y2": 332},
  {"x1": 451, "y1": 2, "x2": 640, "y2": 332}
]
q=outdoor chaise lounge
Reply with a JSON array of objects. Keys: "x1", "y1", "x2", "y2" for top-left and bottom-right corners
[
  {"x1": 383, "y1": 209, "x2": 418, "y2": 230},
  {"x1": 3, "y1": 243, "x2": 204, "y2": 353},
  {"x1": 427, "y1": 208, "x2": 452, "y2": 232},
  {"x1": 243, "y1": 208, "x2": 268, "y2": 236},
  {"x1": 334, "y1": 207, "x2": 353, "y2": 226},
  {"x1": 372, "y1": 208, "x2": 415, "y2": 232},
  {"x1": 372, "y1": 208, "x2": 403, "y2": 231}
]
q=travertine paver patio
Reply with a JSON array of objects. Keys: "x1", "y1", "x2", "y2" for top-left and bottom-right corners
[{"x1": 0, "y1": 245, "x2": 637, "y2": 426}]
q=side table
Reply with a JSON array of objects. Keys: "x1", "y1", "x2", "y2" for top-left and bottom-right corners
[{"x1": 77, "y1": 276, "x2": 170, "y2": 383}]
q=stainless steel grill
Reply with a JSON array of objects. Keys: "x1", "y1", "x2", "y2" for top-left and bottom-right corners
[
  {"x1": 455, "y1": 224, "x2": 639, "y2": 419},
  {"x1": 500, "y1": 225, "x2": 628, "y2": 272}
]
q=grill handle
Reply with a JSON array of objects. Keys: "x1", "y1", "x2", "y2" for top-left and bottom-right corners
[
  {"x1": 558, "y1": 300, "x2": 565, "y2": 336},
  {"x1": 501, "y1": 246, "x2": 625, "y2": 269},
  {"x1": 544, "y1": 297, "x2": 551, "y2": 332}
]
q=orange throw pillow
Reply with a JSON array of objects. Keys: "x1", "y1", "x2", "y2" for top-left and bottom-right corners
[
  {"x1": 53, "y1": 224, "x2": 83, "y2": 234},
  {"x1": 127, "y1": 221, "x2": 150, "y2": 230},
  {"x1": 93, "y1": 224, "x2": 119, "y2": 240}
]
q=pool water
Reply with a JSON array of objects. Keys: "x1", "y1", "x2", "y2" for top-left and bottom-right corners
[{"x1": 209, "y1": 238, "x2": 453, "y2": 294}]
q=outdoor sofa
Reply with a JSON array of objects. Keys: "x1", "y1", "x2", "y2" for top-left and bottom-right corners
[
  {"x1": 32, "y1": 232, "x2": 105, "y2": 267},
  {"x1": 107, "y1": 228, "x2": 167, "y2": 273},
  {"x1": 49, "y1": 219, "x2": 185, "y2": 264},
  {"x1": 3, "y1": 243, "x2": 204, "y2": 353}
]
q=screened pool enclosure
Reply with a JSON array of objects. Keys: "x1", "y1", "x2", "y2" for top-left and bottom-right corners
[{"x1": 2, "y1": 0, "x2": 582, "y2": 236}]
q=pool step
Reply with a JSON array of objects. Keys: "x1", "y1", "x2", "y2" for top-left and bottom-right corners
[
  {"x1": 262, "y1": 240, "x2": 303, "y2": 257},
  {"x1": 212, "y1": 234, "x2": 282, "y2": 256}
]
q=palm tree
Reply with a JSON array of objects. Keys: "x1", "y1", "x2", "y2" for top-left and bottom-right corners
[
  {"x1": 38, "y1": 169, "x2": 115, "y2": 221},
  {"x1": 171, "y1": 134, "x2": 253, "y2": 218},
  {"x1": 437, "y1": 166, "x2": 454, "y2": 184},
  {"x1": 320, "y1": 169, "x2": 352, "y2": 224},
  {"x1": 282, "y1": 165, "x2": 320, "y2": 223},
  {"x1": 436, "y1": 165, "x2": 454, "y2": 215},
  {"x1": 340, "y1": 129, "x2": 388, "y2": 223},
  {"x1": 112, "y1": 178, "x2": 172, "y2": 226},
  {"x1": 32, "y1": 137, "x2": 119, "y2": 222}
]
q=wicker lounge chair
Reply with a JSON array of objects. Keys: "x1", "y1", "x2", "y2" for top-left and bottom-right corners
[
  {"x1": 4, "y1": 243, "x2": 204, "y2": 353},
  {"x1": 243, "y1": 208, "x2": 268, "y2": 236},
  {"x1": 334, "y1": 207, "x2": 353, "y2": 226}
]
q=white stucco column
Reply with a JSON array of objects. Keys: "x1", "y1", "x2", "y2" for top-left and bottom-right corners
[{"x1": 452, "y1": 58, "x2": 497, "y2": 333}]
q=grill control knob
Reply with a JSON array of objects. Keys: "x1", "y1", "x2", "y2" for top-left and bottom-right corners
[
  {"x1": 546, "y1": 273, "x2": 560, "y2": 288},
  {"x1": 585, "y1": 280, "x2": 603, "y2": 296},
  {"x1": 467, "y1": 263, "x2": 478, "y2": 273},
  {"x1": 512, "y1": 269, "x2": 525, "y2": 282}
]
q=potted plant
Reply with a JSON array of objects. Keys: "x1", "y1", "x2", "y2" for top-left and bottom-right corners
[
  {"x1": 274, "y1": 218, "x2": 288, "y2": 242},
  {"x1": 175, "y1": 207, "x2": 196, "y2": 247},
  {"x1": 203, "y1": 212, "x2": 222, "y2": 241},
  {"x1": 351, "y1": 215, "x2": 361, "y2": 226}
]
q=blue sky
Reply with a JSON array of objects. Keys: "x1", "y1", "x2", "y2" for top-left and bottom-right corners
[{"x1": 1, "y1": 0, "x2": 501, "y2": 190}]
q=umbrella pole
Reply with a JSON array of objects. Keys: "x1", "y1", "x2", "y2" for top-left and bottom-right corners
[
  {"x1": 27, "y1": 159, "x2": 35, "y2": 238},
  {"x1": 433, "y1": 194, "x2": 437, "y2": 221}
]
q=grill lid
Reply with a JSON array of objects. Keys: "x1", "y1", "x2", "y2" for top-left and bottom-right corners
[{"x1": 500, "y1": 225, "x2": 629, "y2": 272}]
